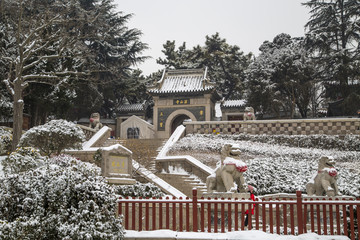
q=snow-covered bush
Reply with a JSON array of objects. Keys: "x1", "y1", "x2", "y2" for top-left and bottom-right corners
[
  {"x1": 114, "y1": 182, "x2": 164, "y2": 198},
  {"x1": 170, "y1": 134, "x2": 360, "y2": 197},
  {"x1": 244, "y1": 156, "x2": 360, "y2": 197},
  {"x1": 0, "y1": 154, "x2": 123, "y2": 239},
  {"x1": 170, "y1": 134, "x2": 360, "y2": 152},
  {"x1": 19, "y1": 119, "x2": 86, "y2": 156},
  {"x1": 0, "y1": 127, "x2": 12, "y2": 155},
  {"x1": 1, "y1": 147, "x2": 46, "y2": 175}
]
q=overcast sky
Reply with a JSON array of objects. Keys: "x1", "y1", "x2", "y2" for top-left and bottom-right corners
[{"x1": 113, "y1": 0, "x2": 311, "y2": 75}]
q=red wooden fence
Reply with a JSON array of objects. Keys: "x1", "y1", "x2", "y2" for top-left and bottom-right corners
[{"x1": 118, "y1": 189, "x2": 360, "y2": 240}]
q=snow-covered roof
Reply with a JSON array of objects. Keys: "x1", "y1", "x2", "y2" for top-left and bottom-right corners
[
  {"x1": 118, "y1": 103, "x2": 146, "y2": 113},
  {"x1": 148, "y1": 68, "x2": 216, "y2": 95},
  {"x1": 122, "y1": 115, "x2": 153, "y2": 127},
  {"x1": 221, "y1": 99, "x2": 247, "y2": 108}
]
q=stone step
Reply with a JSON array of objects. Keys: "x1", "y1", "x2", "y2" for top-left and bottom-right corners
[{"x1": 183, "y1": 179, "x2": 201, "y2": 183}]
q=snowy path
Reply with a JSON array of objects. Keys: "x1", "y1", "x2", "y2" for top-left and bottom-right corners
[{"x1": 124, "y1": 230, "x2": 349, "y2": 240}]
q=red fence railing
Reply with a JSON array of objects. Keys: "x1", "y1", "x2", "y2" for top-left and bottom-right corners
[{"x1": 118, "y1": 189, "x2": 360, "y2": 240}]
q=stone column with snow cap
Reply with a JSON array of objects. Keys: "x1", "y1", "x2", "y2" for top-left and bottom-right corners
[{"x1": 101, "y1": 144, "x2": 136, "y2": 185}]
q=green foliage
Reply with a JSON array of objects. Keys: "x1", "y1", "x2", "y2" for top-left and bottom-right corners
[
  {"x1": 245, "y1": 33, "x2": 316, "y2": 118},
  {"x1": 93, "y1": 148, "x2": 103, "y2": 167},
  {"x1": 0, "y1": 0, "x2": 148, "y2": 135},
  {"x1": 0, "y1": 127, "x2": 12, "y2": 155},
  {"x1": 114, "y1": 182, "x2": 164, "y2": 198},
  {"x1": 19, "y1": 119, "x2": 85, "y2": 156},
  {"x1": 0, "y1": 154, "x2": 123, "y2": 239},
  {"x1": 2, "y1": 147, "x2": 45, "y2": 175},
  {"x1": 303, "y1": 0, "x2": 360, "y2": 110}
]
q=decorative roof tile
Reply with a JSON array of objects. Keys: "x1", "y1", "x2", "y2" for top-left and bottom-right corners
[
  {"x1": 222, "y1": 99, "x2": 247, "y2": 108},
  {"x1": 148, "y1": 68, "x2": 216, "y2": 95},
  {"x1": 118, "y1": 103, "x2": 145, "y2": 113}
]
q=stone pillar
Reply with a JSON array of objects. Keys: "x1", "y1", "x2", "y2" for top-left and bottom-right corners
[{"x1": 101, "y1": 144, "x2": 136, "y2": 185}]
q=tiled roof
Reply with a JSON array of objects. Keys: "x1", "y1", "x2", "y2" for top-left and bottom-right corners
[
  {"x1": 148, "y1": 68, "x2": 216, "y2": 95},
  {"x1": 222, "y1": 99, "x2": 246, "y2": 108},
  {"x1": 118, "y1": 103, "x2": 145, "y2": 113}
]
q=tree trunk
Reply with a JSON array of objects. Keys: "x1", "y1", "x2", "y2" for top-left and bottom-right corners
[{"x1": 11, "y1": 84, "x2": 24, "y2": 151}]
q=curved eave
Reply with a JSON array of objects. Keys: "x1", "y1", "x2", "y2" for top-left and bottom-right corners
[{"x1": 148, "y1": 87, "x2": 215, "y2": 95}]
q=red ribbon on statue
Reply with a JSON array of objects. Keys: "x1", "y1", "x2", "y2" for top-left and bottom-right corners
[
  {"x1": 236, "y1": 165, "x2": 248, "y2": 172},
  {"x1": 318, "y1": 167, "x2": 337, "y2": 177},
  {"x1": 225, "y1": 163, "x2": 248, "y2": 172},
  {"x1": 327, "y1": 168, "x2": 337, "y2": 177}
]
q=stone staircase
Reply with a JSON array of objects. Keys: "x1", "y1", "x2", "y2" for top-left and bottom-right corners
[
  {"x1": 103, "y1": 138, "x2": 209, "y2": 198},
  {"x1": 104, "y1": 138, "x2": 166, "y2": 173},
  {"x1": 157, "y1": 173, "x2": 207, "y2": 198}
]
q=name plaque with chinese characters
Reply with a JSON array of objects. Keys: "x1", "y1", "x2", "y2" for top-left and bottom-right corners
[
  {"x1": 109, "y1": 155, "x2": 128, "y2": 175},
  {"x1": 100, "y1": 144, "x2": 135, "y2": 185},
  {"x1": 173, "y1": 98, "x2": 190, "y2": 105}
]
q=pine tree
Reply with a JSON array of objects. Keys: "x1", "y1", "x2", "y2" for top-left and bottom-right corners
[
  {"x1": 303, "y1": 0, "x2": 360, "y2": 115},
  {"x1": 0, "y1": 0, "x2": 148, "y2": 149},
  {"x1": 245, "y1": 33, "x2": 317, "y2": 118}
]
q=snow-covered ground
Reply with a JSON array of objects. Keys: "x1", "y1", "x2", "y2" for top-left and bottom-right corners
[
  {"x1": 125, "y1": 230, "x2": 349, "y2": 240},
  {"x1": 168, "y1": 134, "x2": 360, "y2": 197}
]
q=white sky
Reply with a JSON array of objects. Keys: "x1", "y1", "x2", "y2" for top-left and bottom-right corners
[{"x1": 113, "y1": 0, "x2": 311, "y2": 75}]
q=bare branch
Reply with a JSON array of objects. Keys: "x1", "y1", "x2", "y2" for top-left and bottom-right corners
[{"x1": 20, "y1": 15, "x2": 60, "y2": 48}]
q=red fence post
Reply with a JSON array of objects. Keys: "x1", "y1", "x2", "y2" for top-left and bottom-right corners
[
  {"x1": 296, "y1": 191, "x2": 304, "y2": 235},
  {"x1": 192, "y1": 188, "x2": 198, "y2": 232},
  {"x1": 139, "y1": 201, "x2": 142, "y2": 231},
  {"x1": 172, "y1": 197, "x2": 176, "y2": 231},
  {"x1": 357, "y1": 198, "x2": 360, "y2": 240},
  {"x1": 118, "y1": 197, "x2": 122, "y2": 215},
  {"x1": 221, "y1": 199, "x2": 225, "y2": 233}
]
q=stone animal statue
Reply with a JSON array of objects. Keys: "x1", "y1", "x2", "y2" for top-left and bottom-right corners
[
  {"x1": 306, "y1": 156, "x2": 340, "y2": 197},
  {"x1": 207, "y1": 144, "x2": 248, "y2": 193},
  {"x1": 89, "y1": 112, "x2": 103, "y2": 131},
  {"x1": 243, "y1": 107, "x2": 256, "y2": 121}
]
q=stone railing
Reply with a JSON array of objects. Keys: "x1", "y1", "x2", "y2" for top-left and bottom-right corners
[
  {"x1": 65, "y1": 126, "x2": 112, "y2": 164},
  {"x1": 155, "y1": 125, "x2": 213, "y2": 184},
  {"x1": 77, "y1": 124, "x2": 97, "y2": 140},
  {"x1": 183, "y1": 118, "x2": 360, "y2": 136},
  {"x1": 156, "y1": 155, "x2": 212, "y2": 183}
]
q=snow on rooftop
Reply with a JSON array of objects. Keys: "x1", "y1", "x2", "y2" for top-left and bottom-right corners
[
  {"x1": 148, "y1": 69, "x2": 215, "y2": 94},
  {"x1": 117, "y1": 103, "x2": 145, "y2": 112},
  {"x1": 222, "y1": 99, "x2": 247, "y2": 108}
]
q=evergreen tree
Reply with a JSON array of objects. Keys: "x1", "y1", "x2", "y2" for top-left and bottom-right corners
[
  {"x1": 245, "y1": 33, "x2": 317, "y2": 118},
  {"x1": 157, "y1": 33, "x2": 253, "y2": 99},
  {"x1": 303, "y1": 0, "x2": 360, "y2": 115},
  {"x1": 0, "y1": 0, "x2": 148, "y2": 149}
]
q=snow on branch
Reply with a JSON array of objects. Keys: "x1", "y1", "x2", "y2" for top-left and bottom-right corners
[{"x1": 20, "y1": 15, "x2": 60, "y2": 48}]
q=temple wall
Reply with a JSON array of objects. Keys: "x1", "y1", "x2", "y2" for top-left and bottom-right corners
[{"x1": 183, "y1": 118, "x2": 360, "y2": 136}]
